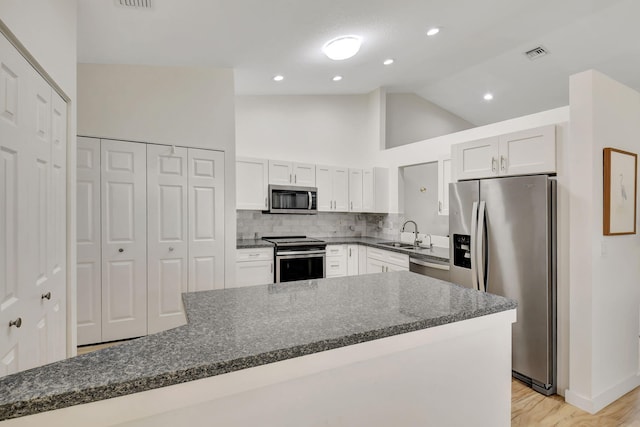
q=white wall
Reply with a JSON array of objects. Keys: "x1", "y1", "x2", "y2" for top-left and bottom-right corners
[
  {"x1": 385, "y1": 93, "x2": 474, "y2": 148},
  {"x1": 77, "y1": 63, "x2": 237, "y2": 286},
  {"x1": 0, "y1": 0, "x2": 79, "y2": 355},
  {"x1": 565, "y1": 70, "x2": 640, "y2": 413},
  {"x1": 235, "y1": 94, "x2": 377, "y2": 168}
]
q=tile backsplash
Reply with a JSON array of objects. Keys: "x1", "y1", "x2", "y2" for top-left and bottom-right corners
[{"x1": 237, "y1": 211, "x2": 403, "y2": 240}]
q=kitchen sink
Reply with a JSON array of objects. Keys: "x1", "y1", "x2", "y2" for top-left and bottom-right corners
[{"x1": 377, "y1": 241, "x2": 416, "y2": 249}]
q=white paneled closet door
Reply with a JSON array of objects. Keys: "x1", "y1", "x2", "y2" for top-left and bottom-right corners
[
  {"x1": 0, "y1": 35, "x2": 30, "y2": 376},
  {"x1": 101, "y1": 140, "x2": 147, "y2": 341},
  {"x1": 147, "y1": 145, "x2": 188, "y2": 334},
  {"x1": 188, "y1": 148, "x2": 225, "y2": 291},
  {"x1": 76, "y1": 137, "x2": 102, "y2": 345}
]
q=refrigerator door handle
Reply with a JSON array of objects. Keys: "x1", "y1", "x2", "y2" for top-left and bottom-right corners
[
  {"x1": 477, "y1": 200, "x2": 487, "y2": 292},
  {"x1": 470, "y1": 201, "x2": 479, "y2": 291}
]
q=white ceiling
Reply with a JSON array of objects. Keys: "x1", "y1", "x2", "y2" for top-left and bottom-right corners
[{"x1": 78, "y1": 0, "x2": 640, "y2": 125}]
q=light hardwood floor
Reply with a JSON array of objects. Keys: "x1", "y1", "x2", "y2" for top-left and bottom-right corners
[
  {"x1": 512, "y1": 379, "x2": 640, "y2": 426},
  {"x1": 78, "y1": 343, "x2": 640, "y2": 426}
]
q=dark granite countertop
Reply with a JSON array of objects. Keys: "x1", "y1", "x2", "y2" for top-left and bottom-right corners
[
  {"x1": 0, "y1": 272, "x2": 515, "y2": 421},
  {"x1": 237, "y1": 236, "x2": 450, "y2": 262}
]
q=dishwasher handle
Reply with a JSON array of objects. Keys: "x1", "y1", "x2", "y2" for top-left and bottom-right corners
[{"x1": 409, "y1": 258, "x2": 450, "y2": 271}]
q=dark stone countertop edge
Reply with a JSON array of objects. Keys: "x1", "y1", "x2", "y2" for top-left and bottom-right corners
[{"x1": 0, "y1": 299, "x2": 515, "y2": 421}]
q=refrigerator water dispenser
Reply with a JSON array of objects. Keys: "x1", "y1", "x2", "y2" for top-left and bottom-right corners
[{"x1": 453, "y1": 234, "x2": 471, "y2": 269}]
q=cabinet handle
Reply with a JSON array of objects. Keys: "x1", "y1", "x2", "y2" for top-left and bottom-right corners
[
  {"x1": 501, "y1": 155, "x2": 506, "y2": 171},
  {"x1": 169, "y1": 247, "x2": 174, "y2": 252},
  {"x1": 350, "y1": 201, "x2": 353, "y2": 210},
  {"x1": 265, "y1": 196, "x2": 268, "y2": 209},
  {"x1": 118, "y1": 248, "x2": 124, "y2": 253},
  {"x1": 491, "y1": 157, "x2": 497, "y2": 172},
  {"x1": 439, "y1": 201, "x2": 442, "y2": 212},
  {"x1": 41, "y1": 292, "x2": 52, "y2": 300},
  {"x1": 9, "y1": 317, "x2": 22, "y2": 328},
  {"x1": 289, "y1": 174, "x2": 292, "y2": 183},
  {"x1": 270, "y1": 263, "x2": 273, "y2": 273},
  {"x1": 294, "y1": 174, "x2": 297, "y2": 184},
  {"x1": 349, "y1": 248, "x2": 352, "y2": 257},
  {"x1": 249, "y1": 253, "x2": 260, "y2": 257}
]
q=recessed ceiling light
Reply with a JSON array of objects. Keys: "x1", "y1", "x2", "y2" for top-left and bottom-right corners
[
  {"x1": 484, "y1": 93, "x2": 494, "y2": 101},
  {"x1": 273, "y1": 75, "x2": 284, "y2": 82},
  {"x1": 383, "y1": 59, "x2": 394, "y2": 65},
  {"x1": 332, "y1": 75, "x2": 343, "y2": 82},
  {"x1": 322, "y1": 35, "x2": 362, "y2": 60},
  {"x1": 427, "y1": 28, "x2": 440, "y2": 36}
]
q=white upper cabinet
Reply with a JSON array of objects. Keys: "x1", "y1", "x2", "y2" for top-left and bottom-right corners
[
  {"x1": 453, "y1": 136, "x2": 499, "y2": 180},
  {"x1": 437, "y1": 156, "x2": 452, "y2": 216},
  {"x1": 268, "y1": 160, "x2": 316, "y2": 187},
  {"x1": 452, "y1": 125, "x2": 556, "y2": 181},
  {"x1": 316, "y1": 165, "x2": 348, "y2": 212},
  {"x1": 362, "y1": 167, "x2": 389, "y2": 213},
  {"x1": 498, "y1": 125, "x2": 556, "y2": 176},
  {"x1": 236, "y1": 157, "x2": 268, "y2": 210},
  {"x1": 348, "y1": 169, "x2": 363, "y2": 212}
]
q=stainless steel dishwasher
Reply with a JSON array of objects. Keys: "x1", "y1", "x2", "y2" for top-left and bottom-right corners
[{"x1": 409, "y1": 257, "x2": 451, "y2": 281}]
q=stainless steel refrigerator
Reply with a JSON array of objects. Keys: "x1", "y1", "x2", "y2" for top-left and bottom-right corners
[{"x1": 449, "y1": 174, "x2": 556, "y2": 395}]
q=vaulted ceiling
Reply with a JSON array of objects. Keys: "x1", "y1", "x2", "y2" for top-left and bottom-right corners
[{"x1": 78, "y1": 0, "x2": 640, "y2": 125}]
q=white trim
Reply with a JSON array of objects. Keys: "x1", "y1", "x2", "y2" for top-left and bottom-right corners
[{"x1": 565, "y1": 374, "x2": 640, "y2": 414}]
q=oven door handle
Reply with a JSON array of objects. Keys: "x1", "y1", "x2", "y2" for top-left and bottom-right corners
[{"x1": 277, "y1": 250, "x2": 326, "y2": 257}]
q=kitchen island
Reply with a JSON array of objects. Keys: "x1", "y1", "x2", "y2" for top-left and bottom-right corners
[{"x1": 0, "y1": 272, "x2": 516, "y2": 426}]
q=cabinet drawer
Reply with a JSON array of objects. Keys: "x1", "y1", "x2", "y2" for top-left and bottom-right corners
[
  {"x1": 326, "y1": 244, "x2": 347, "y2": 257},
  {"x1": 366, "y1": 247, "x2": 409, "y2": 268},
  {"x1": 237, "y1": 248, "x2": 273, "y2": 262},
  {"x1": 326, "y1": 257, "x2": 347, "y2": 277}
]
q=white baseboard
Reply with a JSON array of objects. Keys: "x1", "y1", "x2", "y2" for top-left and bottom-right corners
[{"x1": 565, "y1": 373, "x2": 640, "y2": 414}]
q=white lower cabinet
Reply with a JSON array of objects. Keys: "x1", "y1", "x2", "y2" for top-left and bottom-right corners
[
  {"x1": 347, "y1": 245, "x2": 360, "y2": 276},
  {"x1": 366, "y1": 247, "x2": 409, "y2": 273},
  {"x1": 326, "y1": 245, "x2": 348, "y2": 278},
  {"x1": 77, "y1": 138, "x2": 226, "y2": 345},
  {"x1": 235, "y1": 248, "x2": 274, "y2": 287}
]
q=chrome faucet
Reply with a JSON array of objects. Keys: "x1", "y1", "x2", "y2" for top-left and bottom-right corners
[{"x1": 401, "y1": 220, "x2": 422, "y2": 247}]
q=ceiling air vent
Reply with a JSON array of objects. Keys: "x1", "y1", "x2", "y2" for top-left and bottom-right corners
[
  {"x1": 117, "y1": 0, "x2": 152, "y2": 8},
  {"x1": 524, "y1": 46, "x2": 549, "y2": 60}
]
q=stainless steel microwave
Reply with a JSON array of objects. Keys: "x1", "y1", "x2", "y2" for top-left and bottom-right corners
[{"x1": 268, "y1": 185, "x2": 317, "y2": 214}]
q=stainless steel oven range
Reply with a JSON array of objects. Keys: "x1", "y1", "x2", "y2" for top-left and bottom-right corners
[{"x1": 262, "y1": 236, "x2": 326, "y2": 283}]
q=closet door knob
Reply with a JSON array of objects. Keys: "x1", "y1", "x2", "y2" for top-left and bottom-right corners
[
  {"x1": 118, "y1": 248, "x2": 124, "y2": 253},
  {"x1": 41, "y1": 292, "x2": 52, "y2": 300},
  {"x1": 9, "y1": 318, "x2": 22, "y2": 328}
]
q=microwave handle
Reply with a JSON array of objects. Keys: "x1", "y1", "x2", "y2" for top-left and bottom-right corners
[{"x1": 308, "y1": 192, "x2": 312, "y2": 210}]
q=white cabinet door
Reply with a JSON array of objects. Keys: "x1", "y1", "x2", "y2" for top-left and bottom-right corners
[
  {"x1": 453, "y1": 137, "x2": 499, "y2": 180},
  {"x1": 236, "y1": 261, "x2": 273, "y2": 287},
  {"x1": 348, "y1": 169, "x2": 363, "y2": 212},
  {"x1": 236, "y1": 157, "x2": 268, "y2": 210},
  {"x1": 499, "y1": 125, "x2": 556, "y2": 176},
  {"x1": 333, "y1": 167, "x2": 349, "y2": 212},
  {"x1": 386, "y1": 262, "x2": 409, "y2": 272},
  {"x1": 347, "y1": 245, "x2": 359, "y2": 276},
  {"x1": 268, "y1": 160, "x2": 292, "y2": 185},
  {"x1": 147, "y1": 145, "x2": 188, "y2": 334},
  {"x1": 293, "y1": 163, "x2": 316, "y2": 187},
  {"x1": 0, "y1": 40, "x2": 31, "y2": 376},
  {"x1": 366, "y1": 258, "x2": 386, "y2": 274},
  {"x1": 315, "y1": 165, "x2": 333, "y2": 212},
  {"x1": 438, "y1": 156, "x2": 452, "y2": 216},
  {"x1": 188, "y1": 148, "x2": 225, "y2": 291},
  {"x1": 101, "y1": 139, "x2": 148, "y2": 342},
  {"x1": 76, "y1": 137, "x2": 102, "y2": 345},
  {"x1": 362, "y1": 167, "x2": 389, "y2": 213}
]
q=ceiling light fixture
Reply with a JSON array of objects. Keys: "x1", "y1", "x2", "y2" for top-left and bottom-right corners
[
  {"x1": 332, "y1": 75, "x2": 343, "y2": 82},
  {"x1": 273, "y1": 75, "x2": 284, "y2": 82},
  {"x1": 484, "y1": 93, "x2": 494, "y2": 101},
  {"x1": 322, "y1": 35, "x2": 362, "y2": 60},
  {"x1": 427, "y1": 28, "x2": 440, "y2": 36},
  {"x1": 383, "y1": 59, "x2": 394, "y2": 65}
]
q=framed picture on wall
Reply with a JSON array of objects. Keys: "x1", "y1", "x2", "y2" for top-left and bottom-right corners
[{"x1": 603, "y1": 147, "x2": 637, "y2": 235}]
